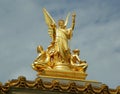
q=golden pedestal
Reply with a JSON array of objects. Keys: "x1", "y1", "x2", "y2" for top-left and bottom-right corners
[{"x1": 37, "y1": 69, "x2": 87, "y2": 80}]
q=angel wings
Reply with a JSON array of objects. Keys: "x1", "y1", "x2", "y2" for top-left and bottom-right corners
[{"x1": 43, "y1": 8, "x2": 71, "y2": 42}]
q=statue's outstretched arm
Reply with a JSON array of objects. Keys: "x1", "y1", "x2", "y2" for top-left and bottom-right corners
[{"x1": 71, "y1": 13, "x2": 76, "y2": 31}]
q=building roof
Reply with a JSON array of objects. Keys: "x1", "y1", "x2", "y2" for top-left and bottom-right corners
[{"x1": 0, "y1": 76, "x2": 120, "y2": 94}]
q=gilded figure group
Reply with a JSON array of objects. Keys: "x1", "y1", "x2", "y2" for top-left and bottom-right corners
[{"x1": 32, "y1": 8, "x2": 88, "y2": 73}]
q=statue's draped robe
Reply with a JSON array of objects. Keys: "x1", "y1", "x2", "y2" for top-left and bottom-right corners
[{"x1": 55, "y1": 28, "x2": 72, "y2": 59}]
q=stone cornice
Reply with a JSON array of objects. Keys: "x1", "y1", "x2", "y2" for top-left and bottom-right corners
[{"x1": 0, "y1": 76, "x2": 120, "y2": 94}]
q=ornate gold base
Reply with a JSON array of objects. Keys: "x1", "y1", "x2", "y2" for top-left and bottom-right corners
[{"x1": 37, "y1": 69, "x2": 87, "y2": 80}]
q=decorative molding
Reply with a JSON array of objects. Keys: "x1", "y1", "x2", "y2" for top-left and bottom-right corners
[{"x1": 0, "y1": 76, "x2": 120, "y2": 94}]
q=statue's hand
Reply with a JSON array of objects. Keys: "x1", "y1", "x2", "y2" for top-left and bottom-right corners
[
  {"x1": 50, "y1": 24, "x2": 56, "y2": 29},
  {"x1": 72, "y1": 12, "x2": 76, "y2": 24},
  {"x1": 72, "y1": 12, "x2": 76, "y2": 18}
]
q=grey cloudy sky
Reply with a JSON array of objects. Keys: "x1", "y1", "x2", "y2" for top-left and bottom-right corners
[{"x1": 0, "y1": 0, "x2": 120, "y2": 89}]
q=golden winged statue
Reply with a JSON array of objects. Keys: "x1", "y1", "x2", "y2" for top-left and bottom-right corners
[
  {"x1": 43, "y1": 8, "x2": 75, "y2": 59},
  {"x1": 32, "y1": 8, "x2": 88, "y2": 79}
]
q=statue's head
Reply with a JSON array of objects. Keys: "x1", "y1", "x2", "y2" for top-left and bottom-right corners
[
  {"x1": 37, "y1": 45, "x2": 43, "y2": 53},
  {"x1": 73, "y1": 49, "x2": 80, "y2": 55},
  {"x1": 58, "y1": 19, "x2": 65, "y2": 29}
]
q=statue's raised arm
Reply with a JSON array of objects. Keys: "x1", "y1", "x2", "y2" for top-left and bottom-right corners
[{"x1": 71, "y1": 12, "x2": 76, "y2": 31}]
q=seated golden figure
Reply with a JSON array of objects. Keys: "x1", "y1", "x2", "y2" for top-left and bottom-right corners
[{"x1": 70, "y1": 49, "x2": 88, "y2": 73}]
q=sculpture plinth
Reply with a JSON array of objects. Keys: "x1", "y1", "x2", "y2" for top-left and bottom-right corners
[
  {"x1": 32, "y1": 8, "x2": 88, "y2": 80},
  {"x1": 38, "y1": 69, "x2": 87, "y2": 80}
]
